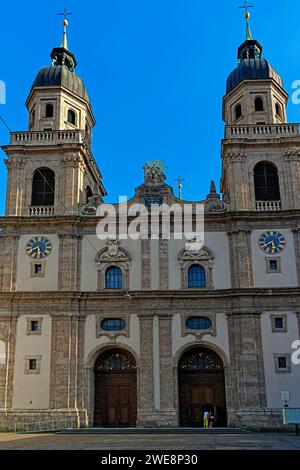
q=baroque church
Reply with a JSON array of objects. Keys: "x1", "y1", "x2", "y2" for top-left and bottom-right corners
[{"x1": 0, "y1": 12, "x2": 299, "y2": 430}]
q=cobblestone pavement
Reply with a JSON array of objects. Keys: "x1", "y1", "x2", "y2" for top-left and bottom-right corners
[{"x1": 0, "y1": 433, "x2": 299, "y2": 450}]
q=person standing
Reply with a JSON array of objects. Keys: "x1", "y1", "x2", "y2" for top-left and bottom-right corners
[{"x1": 203, "y1": 410, "x2": 209, "y2": 428}]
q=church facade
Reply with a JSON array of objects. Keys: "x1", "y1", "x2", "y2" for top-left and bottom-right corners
[{"x1": 0, "y1": 16, "x2": 300, "y2": 430}]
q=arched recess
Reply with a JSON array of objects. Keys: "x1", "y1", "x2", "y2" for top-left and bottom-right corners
[
  {"x1": 31, "y1": 168, "x2": 55, "y2": 206},
  {"x1": 93, "y1": 346, "x2": 138, "y2": 427},
  {"x1": 254, "y1": 161, "x2": 281, "y2": 201},
  {"x1": 177, "y1": 345, "x2": 227, "y2": 427}
]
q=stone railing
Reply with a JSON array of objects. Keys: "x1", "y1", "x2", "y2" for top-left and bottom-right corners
[
  {"x1": 10, "y1": 130, "x2": 85, "y2": 146},
  {"x1": 29, "y1": 206, "x2": 55, "y2": 216},
  {"x1": 225, "y1": 124, "x2": 300, "y2": 139},
  {"x1": 256, "y1": 201, "x2": 282, "y2": 212}
]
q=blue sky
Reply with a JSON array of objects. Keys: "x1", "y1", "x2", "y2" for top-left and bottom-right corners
[{"x1": 0, "y1": 0, "x2": 300, "y2": 213}]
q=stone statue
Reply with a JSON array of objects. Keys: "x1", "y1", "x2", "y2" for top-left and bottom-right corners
[{"x1": 143, "y1": 161, "x2": 166, "y2": 185}]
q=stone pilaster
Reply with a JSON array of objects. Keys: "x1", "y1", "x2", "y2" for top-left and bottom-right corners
[
  {"x1": 58, "y1": 231, "x2": 82, "y2": 290},
  {"x1": 227, "y1": 228, "x2": 253, "y2": 288},
  {"x1": 59, "y1": 154, "x2": 85, "y2": 216},
  {"x1": 136, "y1": 315, "x2": 154, "y2": 426},
  {"x1": 4, "y1": 158, "x2": 26, "y2": 216},
  {"x1": 159, "y1": 239, "x2": 169, "y2": 289},
  {"x1": 158, "y1": 314, "x2": 177, "y2": 426},
  {"x1": 0, "y1": 233, "x2": 19, "y2": 292},
  {"x1": 226, "y1": 311, "x2": 267, "y2": 426},
  {"x1": 141, "y1": 239, "x2": 151, "y2": 289},
  {"x1": 292, "y1": 228, "x2": 300, "y2": 286},
  {"x1": 0, "y1": 314, "x2": 18, "y2": 409},
  {"x1": 49, "y1": 313, "x2": 85, "y2": 414}
]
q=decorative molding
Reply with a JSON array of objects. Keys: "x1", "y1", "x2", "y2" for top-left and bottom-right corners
[
  {"x1": 265, "y1": 257, "x2": 282, "y2": 274},
  {"x1": 30, "y1": 260, "x2": 46, "y2": 278},
  {"x1": 26, "y1": 317, "x2": 43, "y2": 335},
  {"x1": 178, "y1": 244, "x2": 214, "y2": 289},
  {"x1": 95, "y1": 312, "x2": 130, "y2": 339},
  {"x1": 270, "y1": 314, "x2": 287, "y2": 333},
  {"x1": 180, "y1": 312, "x2": 216, "y2": 339},
  {"x1": 95, "y1": 240, "x2": 131, "y2": 290},
  {"x1": 273, "y1": 353, "x2": 291, "y2": 373},
  {"x1": 24, "y1": 355, "x2": 42, "y2": 375}
]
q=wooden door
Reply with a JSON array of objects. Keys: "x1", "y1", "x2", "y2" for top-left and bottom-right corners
[
  {"x1": 95, "y1": 372, "x2": 137, "y2": 427},
  {"x1": 179, "y1": 371, "x2": 227, "y2": 427}
]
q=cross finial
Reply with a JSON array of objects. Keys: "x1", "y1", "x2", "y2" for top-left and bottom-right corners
[
  {"x1": 239, "y1": 1, "x2": 254, "y2": 15},
  {"x1": 58, "y1": 8, "x2": 72, "y2": 20},
  {"x1": 175, "y1": 176, "x2": 185, "y2": 200},
  {"x1": 239, "y1": 2, "x2": 254, "y2": 40},
  {"x1": 58, "y1": 9, "x2": 72, "y2": 49}
]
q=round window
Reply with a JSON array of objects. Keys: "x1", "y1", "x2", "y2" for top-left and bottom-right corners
[
  {"x1": 101, "y1": 319, "x2": 126, "y2": 332},
  {"x1": 185, "y1": 317, "x2": 212, "y2": 330}
]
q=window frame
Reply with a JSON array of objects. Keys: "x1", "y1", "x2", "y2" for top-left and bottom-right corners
[
  {"x1": 67, "y1": 109, "x2": 76, "y2": 126},
  {"x1": 254, "y1": 161, "x2": 281, "y2": 201},
  {"x1": 270, "y1": 314, "x2": 287, "y2": 333},
  {"x1": 254, "y1": 97, "x2": 264, "y2": 112},
  {"x1": 45, "y1": 103, "x2": 54, "y2": 118},
  {"x1": 187, "y1": 264, "x2": 207, "y2": 288},
  {"x1": 105, "y1": 266, "x2": 123, "y2": 289},
  {"x1": 234, "y1": 103, "x2": 242, "y2": 121},
  {"x1": 31, "y1": 168, "x2": 55, "y2": 206}
]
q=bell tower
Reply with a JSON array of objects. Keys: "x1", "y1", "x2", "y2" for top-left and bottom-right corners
[
  {"x1": 2, "y1": 17, "x2": 106, "y2": 217},
  {"x1": 221, "y1": 9, "x2": 300, "y2": 212}
]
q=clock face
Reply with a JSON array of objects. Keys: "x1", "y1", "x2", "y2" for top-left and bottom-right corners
[
  {"x1": 258, "y1": 231, "x2": 286, "y2": 255},
  {"x1": 26, "y1": 236, "x2": 53, "y2": 259}
]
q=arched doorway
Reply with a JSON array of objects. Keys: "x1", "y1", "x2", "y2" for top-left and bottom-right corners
[
  {"x1": 94, "y1": 349, "x2": 137, "y2": 427},
  {"x1": 178, "y1": 347, "x2": 227, "y2": 427}
]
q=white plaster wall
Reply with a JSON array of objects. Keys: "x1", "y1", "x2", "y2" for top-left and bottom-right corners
[
  {"x1": 172, "y1": 313, "x2": 230, "y2": 363},
  {"x1": 16, "y1": 235, "x2": 59, "y2": 291},
  {"x1": 261, "y1": 312, "x2": 300, "y2": 408},
  {"x1": 168, "y1": 233, "x2": 231, "y2": 290},
  {"x1": 84, "y1": 314, "x2": 140, "y2": 363},
  {"x1": 251, "y1": 229, "x2": 298, "y2": 288},
  {"x1": 81, "y1": 236, "x2": 142, "y2": 291},
  {"x1": 13, "y1": 315, "x2": 52, "y2": 409}
]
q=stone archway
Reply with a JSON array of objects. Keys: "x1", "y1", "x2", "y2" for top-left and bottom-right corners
[
  {"x1": 94, "y1": 348, "x2": 137, "y2": 427},
  {"x1": 178, "y1": 347, "x2": 227, "y2": 427}
]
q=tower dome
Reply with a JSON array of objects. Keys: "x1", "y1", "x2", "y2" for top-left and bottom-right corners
[
  {"x1": 30, "y1": 21, "x2": 90, "y2": 104},
  {"x1": 223, "y1": 9, "x2": 287, "y2": 126},
  {"x1": 226, "y1": 42, "x2": 283, "y2": 95},
  {"x1": 26, "y1": 18, "x2": 95, "y2": 133}
]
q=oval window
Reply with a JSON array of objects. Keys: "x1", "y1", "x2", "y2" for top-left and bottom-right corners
[
  {"x1": 185, "y1": 317, "x2": 212, "y2": 330},
  {"x1": 101, "y1": 319, "x2": 126, "y2": 332}
]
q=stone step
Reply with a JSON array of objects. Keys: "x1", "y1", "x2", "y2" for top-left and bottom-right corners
[{"x1": 58, "y1": 427, "x2": 250, "y2": 435}]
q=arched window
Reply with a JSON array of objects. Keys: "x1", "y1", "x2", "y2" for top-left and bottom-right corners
[
  {"x1": 31, "y1": 168, "x2": 55, "y2": 206},
  {"x1": 254, "y1": 162, "x2": 280, "y2": 201},
  {"x1": 188, "y1": 265, "x2": 206, "y2": 288},
  {"x1": 67, "y1": 109, "x2": 76, "y2": 125},
  {"x1": 255, "y1": 97, "x2": 264, "y2": 112},
  {"x1": 95, "y1": 349, "x2": 136, "y2": 371},
  {"x1": 275, "y1": 103, "x2": 282, "y2": 118},
  {"x1": 86, "y1": 186, "x2": 93, "y2": 204},
  {"x1": 45, "y1": 103, "x2": 54, "y2": 118},
  {"x1": 105, "y1": 267, "x2": 122, "y2": 289},
  {"x1": 234, "y1": 104, "x2": 242, "y2": 120}
]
